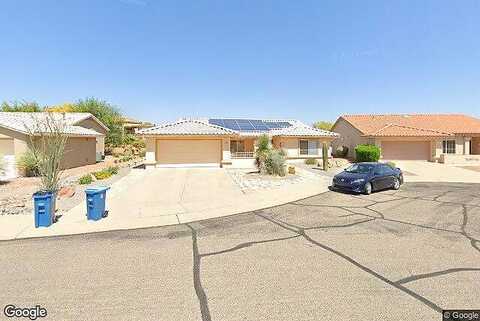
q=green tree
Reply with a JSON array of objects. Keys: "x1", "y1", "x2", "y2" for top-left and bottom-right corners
[
  {"x1": 313, "y1": 121, "x2": 334, "y2": 131},
  {"x1": 72, "y1": 98, "x2": 124, "y2": 146},
  {"x1": 1, "y1": 100, "x2": 43, "y2": 112}
]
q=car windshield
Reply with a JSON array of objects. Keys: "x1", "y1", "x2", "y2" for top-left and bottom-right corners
[{"x1": 345, "y1": 164, "x2": 374, "y2": 174}]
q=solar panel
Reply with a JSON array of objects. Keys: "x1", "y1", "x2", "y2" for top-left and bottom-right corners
[
  {"x1": 223, "y1": 119, "x2": 241, "y2": 131},
  {"x1": 249, "y1": 119, "x2": 269, "y2": 131},
  {"x1": 209, "y1": 119, "x2": 226, "y2": 128},
  {"x1": 236, "y1": 119, "x2": 255, "y2": 130},
  {"x1": 209, "y1": 119, "x2": 292, "y2": 131}
]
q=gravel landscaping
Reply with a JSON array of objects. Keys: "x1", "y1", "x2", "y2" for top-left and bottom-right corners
[
  {"x1": 227, "y1": 169, "x2": 305, "y2": 192},
  {"x1": 0, "y1": 159, "x2": 140, "y2": 216}
]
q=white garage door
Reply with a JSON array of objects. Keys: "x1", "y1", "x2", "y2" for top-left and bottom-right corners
[
  {"x1": 156, "y1": 139, "x2": 221, "y2": 167},
  {"x1": 382, "y1": 141, "x2": 431, "y2": 161}
]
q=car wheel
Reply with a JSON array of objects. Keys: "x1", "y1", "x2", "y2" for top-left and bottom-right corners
[
  {"x1": 392, "y1": 177, "x2": 400, "y2": 190},
  {"x1": 364, "y1": 182, "x2": 372, "y2": 195}
]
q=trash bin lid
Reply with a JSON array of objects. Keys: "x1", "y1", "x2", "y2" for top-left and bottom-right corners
[{"x1": 85, "y1": 186, "x2": 110, "y2": 194}]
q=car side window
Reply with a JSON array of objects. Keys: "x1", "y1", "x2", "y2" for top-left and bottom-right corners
[
  {"x1": 374, "y1": 166, "x2": 382, "y2": 175},
  {"x1": 382, "y1": 165, "x2": 394, "y2": 174}
]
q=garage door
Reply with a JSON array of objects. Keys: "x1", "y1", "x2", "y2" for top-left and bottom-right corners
[
  {"x1": 381, "y1": 141, "x2": 431, "y2": 160},
  {"x1": 156, "y1": 139, "x2": 221, "y2": 167}
]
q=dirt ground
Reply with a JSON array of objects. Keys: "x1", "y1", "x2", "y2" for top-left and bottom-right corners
[{"x1": 0, "y1": 157, "x2": 141, "y2": 216}]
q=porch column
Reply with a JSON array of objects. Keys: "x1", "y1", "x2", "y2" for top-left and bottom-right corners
[
  {"x1": 221, "y1": 137, "x2": 231, "y2": 166},
  {"x1": 464, "y1": 137, "x2": 471, "y2": 155},
  {"x1": 144, "y1": 137, "x2": 156, "y2": 168}
]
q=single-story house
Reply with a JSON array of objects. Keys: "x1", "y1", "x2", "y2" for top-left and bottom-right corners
[
  {"x1": 137, "y1": 118, "x2": 338, "y2": 168},
  {"x1": 121, "y1": 116, "x2": 154, "y2": 134},
  {"x1": 0, "y1": 112, "x2": 109, "y2": 177},
  {"x1": 331, "y1": 114, "x2": 480, "y2": 164}
]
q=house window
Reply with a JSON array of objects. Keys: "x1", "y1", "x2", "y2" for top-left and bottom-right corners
[
  {"x1": 442, "y1": 140, "x2": 456, "y2": 154},
  {"x1": 230, "y1": 140, "x2": 245, "y2": 153},
  {"x1": 300, "y1": 140, "x2": 318, "y2": 155}
]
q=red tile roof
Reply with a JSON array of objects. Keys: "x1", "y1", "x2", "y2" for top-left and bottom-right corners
[{"x1": 338, "y1": 114, "x2": 480, "y2": 137}]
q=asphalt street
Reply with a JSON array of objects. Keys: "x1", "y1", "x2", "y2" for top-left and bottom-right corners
[{"x1": 1, "y1": 182, "x2": 479, "y2": 321}]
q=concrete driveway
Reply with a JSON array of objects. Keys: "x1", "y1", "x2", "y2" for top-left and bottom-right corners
[
  {"x1": 3, "y1": 167, "x2": 331, "y2": 240},
  {"x1": 394, "y1": 160, "x2": 480, "y2": 183},
  {"x1": 1, "y1": 182, "x2": 478, "y2": 321}
]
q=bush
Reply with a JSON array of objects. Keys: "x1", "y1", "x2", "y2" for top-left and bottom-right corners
[
  {"x1": 264, "y1": 149, "x2": 286, "y2": 176},
  {"x1": 120, "y1": 155, "x2": 133, "y2": 162},
  {"x1": 256, "y1": 134, "x2": 270, "y2": 153},
  {"x1": 355, "y1": 144, "x2": 381, "y2": 162},
  {"x1": 78, "y1": 174, "x2": 93, "y2": 185},
  {"x1": 106, "y1": 166, "x2": 119, "y2": 175},
  {"x1": 304, "y1": 158, "x2": 317, "y2": 165},
  {"x1": 335, "y1": 145, "x2": 349, "y2": 158},
  {"x1": 92, "y1": 170, "x2": 112, "y2": 180},
  {"x1": 17, "y1": 150, "x2": 40, "y2": 177}
]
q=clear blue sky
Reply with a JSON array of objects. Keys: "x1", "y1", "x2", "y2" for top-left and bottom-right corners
[{"x1": 1, "y1": 0, "x2": 479, "y2": 124}]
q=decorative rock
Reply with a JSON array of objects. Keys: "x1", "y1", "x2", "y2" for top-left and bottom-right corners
[{"x1": 58, "y1": 186, "x2": 76, "y2": 199}]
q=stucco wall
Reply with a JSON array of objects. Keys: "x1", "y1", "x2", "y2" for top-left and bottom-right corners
[
  {"x1": 76, "y1": 118, "x2": 107, "y2": 155},
  {"x1": 331, "y1": 118, "x2": 367, "y2": 158},
  {"x1": 273, "y1": 137, "x2": 333, "y2": 159},
  {"x1": 0, "y1": 138, "x2": 14, "y2": 155},
  {"x1": 61, "y1": 137, "x2": 97, "y2": 169},
  {"x1": 0, "y1": 127, "x2": 29, "y2": 161}
]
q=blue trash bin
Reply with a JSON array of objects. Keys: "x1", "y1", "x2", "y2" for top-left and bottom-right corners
[
  {"x1": 85, "y1": 187, "x2": 110, "y2": 221},
  {"x1": 33, "y1": 192, "x2": 56, "y2": 228}
]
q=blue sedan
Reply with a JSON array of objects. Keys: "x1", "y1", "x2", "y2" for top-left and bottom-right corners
[{"x1": 332, "y1": 162, "x2": 404, "y2": 195}]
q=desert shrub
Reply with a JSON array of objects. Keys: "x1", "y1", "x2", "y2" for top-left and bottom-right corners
[
  {"x1": 120, "y1": 155, "x2": 133, "y2": 162},
  {"x1": 255, "y1": 134, "x2": 271, "y2": 174},
  {"x1": 264, "y1": 149, "x2": 286, "y2": 176},
  {"x1": 106, "y1": 166, "x2": 119, "y2": 175},
  {"x1": 335, "y1": 145, "x2": 349, "y2": 158},
  {"x1": 304, "y1": 158, "x2": 317, "y2": 165},
  {"x1": 92, "y1": 170, "x2": 112, "y2": 180},
  {"x1": 355, "y1": 144, "x2": 381, "y2": 162},
  {"x1": 123, "y1": 133, "x2": 146, "y2": 149},
  {"x1": 17, "y1": 150, "x2": 40, "y2": 177},
  {"x1": 78, "y1": 174, "x2": 93, "y2": 185},
  {"x1": 386, "y1": 161, "x2": 396, "y2": 168}
]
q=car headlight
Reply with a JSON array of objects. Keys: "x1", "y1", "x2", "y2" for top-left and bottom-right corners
[{"x1": 351, "y1": 178, "x2": 365, "y2": 184}]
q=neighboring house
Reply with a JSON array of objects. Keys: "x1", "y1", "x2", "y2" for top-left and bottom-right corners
[
  {"x1": 0, "y1": 112, "x2": 109, "y2": 177},
  {"x1": 331, "y1": 114, "x2": 480, "y2": 164},
  {"x1": 137, "y1": 118, "x2": 338, "y2": 168},
  {"x1": 121, "y1": 116, "x2": 154, "y2": 134}
]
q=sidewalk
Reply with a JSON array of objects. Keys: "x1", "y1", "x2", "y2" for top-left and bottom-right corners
[{"x1": 0, "y1": 168, "x2": 332, "y2": 240}]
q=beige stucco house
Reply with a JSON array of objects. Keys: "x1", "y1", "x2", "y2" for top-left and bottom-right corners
[
  {"x1": 331, "y1": 114, "x2": 480, "y2": 164},
  {"x1": 0, "y1": 112, "x2": 108, "y2": 177},
  {"x1": 137, "y1": 118, "x2": 338, "y2": 168}
]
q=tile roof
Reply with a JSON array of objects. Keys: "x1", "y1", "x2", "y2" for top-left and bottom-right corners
[
  {"x1": 137, "y1": 119, "x2": 238, "y2": 135},
  {"x1": 137, "y1": 118, "x2": 337, "y2": 137},
  {"x1": 270, "y1": 122, "x2": 338, "y2": 137},
  {"x1": 0, "y1": 112, "x2": 105, "y2": 136},
  {"x1": 338, "y1": 114, "x2": 480, "y2": 136}
]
